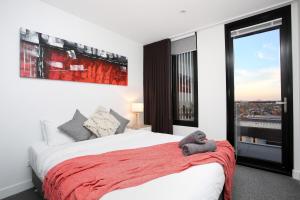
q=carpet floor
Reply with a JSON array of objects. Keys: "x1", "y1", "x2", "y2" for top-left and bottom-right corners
[{"x1": 3, "y1": 165, "x2": 300, "y2": 200}]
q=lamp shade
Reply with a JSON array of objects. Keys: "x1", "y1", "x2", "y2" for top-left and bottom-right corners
[{"x1": 131, "y1": 103, "x2": 144, "y2": 113}]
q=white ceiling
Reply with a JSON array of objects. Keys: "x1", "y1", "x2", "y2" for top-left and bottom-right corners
[{"x1": 41, "y1": 0, "x2": 292, "y2": 44}]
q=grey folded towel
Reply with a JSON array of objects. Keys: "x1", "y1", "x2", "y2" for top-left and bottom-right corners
[
  {"x1": 182, "y1": 140, "x2": 217, "y2": 156},
  {"x1": 178, "y1": 130, "x2": 207, "y2": 148}
]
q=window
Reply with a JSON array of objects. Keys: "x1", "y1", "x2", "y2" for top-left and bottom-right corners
[
  {"x1": 225, "y1": 5, "x2": 293, "y2": 175},
  {"x1": 171, "y1": 35, "x2": 198, "y2": 127}
]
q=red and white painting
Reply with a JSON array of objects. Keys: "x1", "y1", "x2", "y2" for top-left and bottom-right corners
[{"x1": 20, "y1": 28, "x2": 128, "y2": 85}]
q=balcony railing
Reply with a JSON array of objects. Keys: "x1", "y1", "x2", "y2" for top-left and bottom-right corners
[
  {"x1": 234, "y1": 101, "x2": 282, "y2": 162},
  {"x1": 236, "y1": 125, "x2": 282, "y2": 146}
]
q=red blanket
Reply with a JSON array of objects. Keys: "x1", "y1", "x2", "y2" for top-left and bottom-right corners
[{"x1": 43, "y1": 141, "x2": 235, "y2": 200}]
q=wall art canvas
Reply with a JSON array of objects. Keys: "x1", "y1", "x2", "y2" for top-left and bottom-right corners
[{"x1": 20, "y1": 28, "x2": 128, "y2": 85}]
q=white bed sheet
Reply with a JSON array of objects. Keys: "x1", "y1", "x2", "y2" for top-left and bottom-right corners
[{"x1": 29, "y1": 130, "x2": 225, "y2": 200}]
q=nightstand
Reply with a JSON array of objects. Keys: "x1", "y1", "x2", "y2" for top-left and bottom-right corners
[
  {"x1": 128, "y1": 125, "x2": 151, "y2": 131},
  {"x1": 138, "y1": 125, "x2": 151, "y2": 131}
]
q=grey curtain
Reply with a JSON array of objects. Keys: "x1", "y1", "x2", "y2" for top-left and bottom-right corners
[{"x1": 143, "y1": 39, "x2": 173, "y2": 134}]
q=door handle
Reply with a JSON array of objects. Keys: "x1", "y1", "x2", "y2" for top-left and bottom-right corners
[{"x1": 276, "y1": 97, "x2": 287, "y2": 113}]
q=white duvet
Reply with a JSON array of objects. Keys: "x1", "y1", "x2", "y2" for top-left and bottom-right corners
[{"x1": 29, "y1": 130, "x2": 225, "y2": 200}]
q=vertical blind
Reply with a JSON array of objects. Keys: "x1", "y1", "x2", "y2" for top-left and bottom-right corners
[
  {"x1": 171, "y1": 35, "x2": 197, "y2": 54},
  {"x1": 174, "y1": 51, "x2": 195, "y2": 121},
  {"x1": 230, "y1": 18, "x2": 282, "y2": 38}
]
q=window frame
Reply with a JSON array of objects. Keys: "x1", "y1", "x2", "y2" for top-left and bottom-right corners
[
  {"x1": 225, "y1": 5, "x2": 293, "y2": 175},
  {"x1": 172, "y1": 50, "x2": 199, "y2": 127}
]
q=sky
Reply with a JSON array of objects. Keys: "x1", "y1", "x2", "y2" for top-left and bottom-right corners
[{"x1": 234, "y1": 29, "x2": 281, "y2": 101}]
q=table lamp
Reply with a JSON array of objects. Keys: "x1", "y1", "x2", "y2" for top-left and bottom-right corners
[{"x1": 131, "y1": 102, "x2": 144, "y2": 129}]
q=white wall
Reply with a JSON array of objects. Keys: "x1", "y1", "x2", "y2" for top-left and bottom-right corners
[
  {"x1": 174, "y1": 2, "x2": 300, "y2": 179},
  {"x1": 174, "y1": 25, "x2": 227, "y2": 141},
  {"x1": 0, "y1": 0, "x2": 143, "y2": 198},
  {"x1": 292, "y1": 0, "x2": 300, "y2": 180}
]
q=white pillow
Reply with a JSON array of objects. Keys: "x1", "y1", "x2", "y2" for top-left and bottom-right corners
[
  {"x1": 40, "y1": 120, "x2": 47, "y2": 142},
  {"x1": 95, "y1": 105, "x2": 108, "y2": 113},
  {"x1": 40, "y1": 120, "x2": 75, "y2": 146},
  {"x1": 84, "y1": 109, "x2": 120, "y2": 138}
]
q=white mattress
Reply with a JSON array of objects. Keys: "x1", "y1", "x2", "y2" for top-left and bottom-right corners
[{"x1": 29, "y1": 130, "x2": 225, "y2": 200}]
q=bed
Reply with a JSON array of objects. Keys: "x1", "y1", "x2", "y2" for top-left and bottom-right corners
[{"x1": 29, "y1": 129, "x2": 226, "y2": 200}]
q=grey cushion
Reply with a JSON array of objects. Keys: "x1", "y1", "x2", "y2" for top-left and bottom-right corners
[
  {"x1": 58, "y1": 110, "x2": 92, "y2": 141},
  {"x1": 89, "y1": 134, "x2": 97, "y2": 140},
  {"x1": 110, "y1": 109, "x2": 130, "y2": 134}
]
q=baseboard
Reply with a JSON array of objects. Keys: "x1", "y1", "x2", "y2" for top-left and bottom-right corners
[
  {"x1": 292, "y1": 169, "x2": 300, "y2": 180},
  {"x1": 0, "y1": 179, "x2": 33, "y2": 199}
]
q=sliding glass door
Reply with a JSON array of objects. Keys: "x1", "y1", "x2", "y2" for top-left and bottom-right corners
[
  {"x1": 225, "y1": 6, "x2": 293, "y2": 175},
  {"x1": 234, "y1": 29, "x2": 283, "y2": 163}
]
